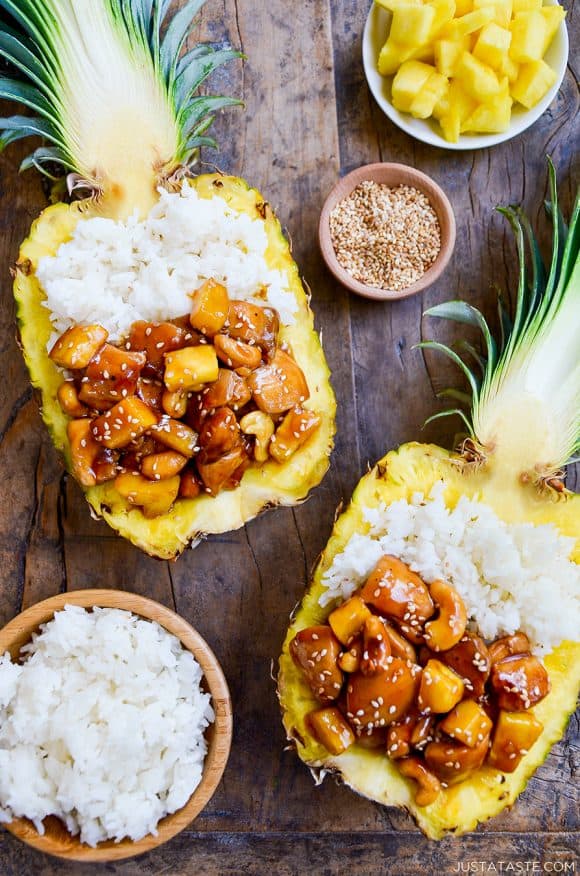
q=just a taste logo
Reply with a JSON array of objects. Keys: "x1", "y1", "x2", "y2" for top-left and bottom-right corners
[{"x1": 452, "y1": 862, "x2": 576, "y2": 873}]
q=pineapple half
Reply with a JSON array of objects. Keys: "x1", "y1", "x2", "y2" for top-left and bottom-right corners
[
  {"x1": 278, "y1": 162, "x2": 580, "y2": 838},
  {"x1": 2, "y1": 0, "x2": 335, "y2": 559}
]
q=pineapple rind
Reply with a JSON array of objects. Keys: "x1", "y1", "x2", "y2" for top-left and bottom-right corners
[
  {"x1": 278, "y1": 442, "x2": 580, "y2": 838},
  {"x1": 14, "y1": 175, "x2": 336, "y2": 559}
]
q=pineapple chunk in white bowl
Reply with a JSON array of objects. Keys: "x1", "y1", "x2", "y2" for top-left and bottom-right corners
[{"x1": 362, "y1": 0, "x2": 569, "y2": 150}]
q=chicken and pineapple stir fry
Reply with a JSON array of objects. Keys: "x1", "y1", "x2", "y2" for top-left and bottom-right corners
[
  {"x1": 50, "y1": 279, "x2": 321, "y2": 517},
  {"x1": 290, "y1": 556, "x2": 549, "y2": 807}
]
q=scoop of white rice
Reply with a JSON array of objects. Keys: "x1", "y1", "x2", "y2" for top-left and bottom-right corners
[
  {"x1": 320, "y1": 482, "x2": 580, "y2": 656},
  {"x1": 0, "y1": 605, "x2": 214, "y2": 847},
  {"x1": 36, "y1": 183, "x2": 298, "y2": 343}
]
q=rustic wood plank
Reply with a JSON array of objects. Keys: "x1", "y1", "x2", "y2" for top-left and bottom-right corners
[{"x1": 1, "y1": 829, "x2": 579, "y2": 876}]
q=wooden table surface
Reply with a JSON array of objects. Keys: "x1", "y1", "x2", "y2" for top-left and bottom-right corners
[{"x1": 0, "y1": 1, "x2": 578, "y2": 874}]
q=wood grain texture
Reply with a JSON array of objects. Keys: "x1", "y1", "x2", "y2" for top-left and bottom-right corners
[
  {"x1": 0, "y1": 591, "x2": 232, "y2": 862},
  {"x1": 0, "y1": 0, "x2": 578, "y2": 872}
]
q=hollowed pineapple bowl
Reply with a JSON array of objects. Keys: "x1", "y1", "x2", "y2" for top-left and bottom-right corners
[
  {"x1": 362, "y1": 0, "x2": 569, "y2": 150},
  {"x1": 1, "y1": 0, "x2": 336, "y2": 559}
]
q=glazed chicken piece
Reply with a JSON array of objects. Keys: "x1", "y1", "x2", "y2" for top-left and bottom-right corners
[
  {"x1": 196, "y1": 444, "x2": 250, "y2": 495},
  {"x1": 346, "y1": 658, "x2": 421, "y2": 727},
  {"x1": 290, "y1": 626, "x2": 344, "y2": 703},
  {"x1": 49, "y1": 324, "x2": 108, "y2": 369},
  {"x1": 489, "y1": 653, "x2": 550, "y2": 711},
  {"x1": 360, "y1": 555, "x2": 434, "y2": 640},
  {"x1": 248, "y1": 350, "x2": 310, "y2": 414},
  {"x1": 435, "y1": 631, "x2": 491, "y2": 698},
  {"x1": 86, "y1": 344, "x2": 146, "y2": 382},
  {"x1": 128, "y1": 320, "x2": 193, "y2": 365},
  {"x1": 424, "y1": 734, "x2": 490, "y2": 782}
]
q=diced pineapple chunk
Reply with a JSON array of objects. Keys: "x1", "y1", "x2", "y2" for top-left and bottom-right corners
[
  {"x1": 512, "y1": 0, "x2": 540, "y2": 10},
  {"x1": 141, "y1": 451, "x2": 188, "y2": 481},
  {"x1": 457, "y1": 51, "x2": 501, "y2": 99},
  {"x1": 461, "y1": 93, "x2": 512, "y2": 132},
  {"x1": 454, "y1": 0, "x2": 473, "y2": 15},
  {"x1": 500, "y1": 54, "x2": 520, "y2": 82},
  {"x1": 269, "y1": 407, "x2": 322, "y2": 463},
  {"x1": 189, "y1": 278, "x2": 229, "y2": 336},
  {"x1": 432, "y1": 96, "x2": 448, "y2": 120},
  {"x1": 509, "y1": 11, "x2": 546, "y2": 63},
  {"x1": 409, "y1": 43, "x2": 436, "y2": 62},
  {"x1": 493, "y1": 0, "x2": 513, "y2": 27},
  {"x1": 448, "y1": 6, "x2": 494, "y2": 35},
  {"x1": 434, "y1": 37, "x2": 469, "y2": 76},
  {"x1": 437, "y1": 80, "x2": 476, "y2": 139},
  {"x1": 510, "y1": 59, "x2": 557, "y2": 107},
  {"x1": 418, "y1": 659, "x2": 465, "y2": 713},
  {"x1": 410, "y1": 71, "x2": 449, "y2": 117},
  {"x1": 440, "y1": 700, "x2": 493, "y2": 747},
  {"x1": 432, "y1": 78, "x2": 451, "y2": 116},
  {"x1": 163, "y1": 345, "x2": 219, "y2": 392},
  {"x1": 390, "y1": 4, "x2": 436, "y2": 45},
  {"x1": 392, "y1": 60, "x2": 436, "y2": 111},
  {"x1": 450, "y1": 79, "x2": 479, "y2": 116},
  {"x1": 487, "y1": 710, "x2": 543, "y2": 772},
  {"x1": 114, "y1": 472, "x2": 181, "y2": 518},
  {"x1": 541, "y1": 5, "x2": 566, "y2": 53},
  {"x1": 378, "y1": 38, "x2": 431, "y2": 76},
  {"x1": 439, "y1": 108, "x2": 461, "y2": 141},
  {"x1": 308, "y1": 707, "x2": 355, "y2": 756},
  {"x1": 473, "y1": 23, "x2": 511, "y2": 70},
  {"x1": 91, "y1": 397, "x2": 159, "y2": 450},
  {"x1": 328, "y1": 595, "x2": 372, "y2": 645},
  {"x1": 378, "y1": 38, "x2": 408, "y2": 75},
  {"x1": 497, "y1": 74, "x2": 510, "y2": 95},
  {"x1": 149, "y1": 416, "x2": 199, "y2": 457},
  {"x1": 428, "y1": 0, "x2": 456, "y2": 38},
  {"x1": 473, "y1": 0, "x2": 513, "y2": 27}
]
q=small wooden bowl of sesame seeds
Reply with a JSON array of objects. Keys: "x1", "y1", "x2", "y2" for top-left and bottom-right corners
[{"x1": 319, "y1": 163, "x2": 455, "y2": 301}]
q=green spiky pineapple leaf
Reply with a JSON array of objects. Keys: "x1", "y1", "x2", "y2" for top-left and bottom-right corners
[
  {"x1": 0, "y1": 0, "x2": 242, "y2": 186},
  {"x1": 421, "y1": 158, "x2": 580, "y2": 480}
]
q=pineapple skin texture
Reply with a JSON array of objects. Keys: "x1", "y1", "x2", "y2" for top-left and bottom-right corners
[
  {"x1": 278, "y1": 442, "x2": 580, "y2": 839},
  {"x1": 13, "y1": 175, "x2": 336, "y2": 559}
]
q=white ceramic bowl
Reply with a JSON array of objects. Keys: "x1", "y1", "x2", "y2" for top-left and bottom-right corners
[{"x1": 362, "y1": 0, "x2": 569, "y2": 150}]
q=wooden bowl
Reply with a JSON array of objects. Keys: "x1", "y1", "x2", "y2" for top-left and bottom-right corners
[
  {"x1": 319, "y1": 162, "x2": 456, "y2": 300},
  {"x1": 0, "y1": 590, "x2": 233, "y2": 862}
]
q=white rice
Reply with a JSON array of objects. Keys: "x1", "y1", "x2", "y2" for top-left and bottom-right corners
[
  {"x1": 36, "y1": 183, "x2": 298, "y2": 344},
  {"x1": 0, "y1": 605, "x2": 214, "y2": 847},
  {"x1": 320, "y1": 482, "x2": 580, "y2": 656}
]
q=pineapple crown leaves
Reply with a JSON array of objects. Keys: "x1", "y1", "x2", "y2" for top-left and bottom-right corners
[
  {"x1": 0, "y1": 0, "x2": 243, "y2": 179},
  {"x1": 417, "y1": 157, "x2": 580, "y2": 473}
]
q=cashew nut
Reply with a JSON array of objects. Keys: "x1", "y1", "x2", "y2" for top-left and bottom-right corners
[
  {"x1": 338, "y1": 639, "x2": 362, "y2": 673},
  {"x1": 240, "y1": 411, "x2": 275, "y2": 462},
  {"x1": 383, "y1": 620, "x2": 417, "y2": 663},
  {"x1": 398, "y1": 756, "x2": 442, "y2": 806},
  {"x1": 162, "y1": 388, "x2": 188, "y2": 419},
  {"x1": 57, "y1": 380, "x2": 88, "y2": 418},
  {"x1": 424, "y1": 580, "x2": 467, "y2": 652}
]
